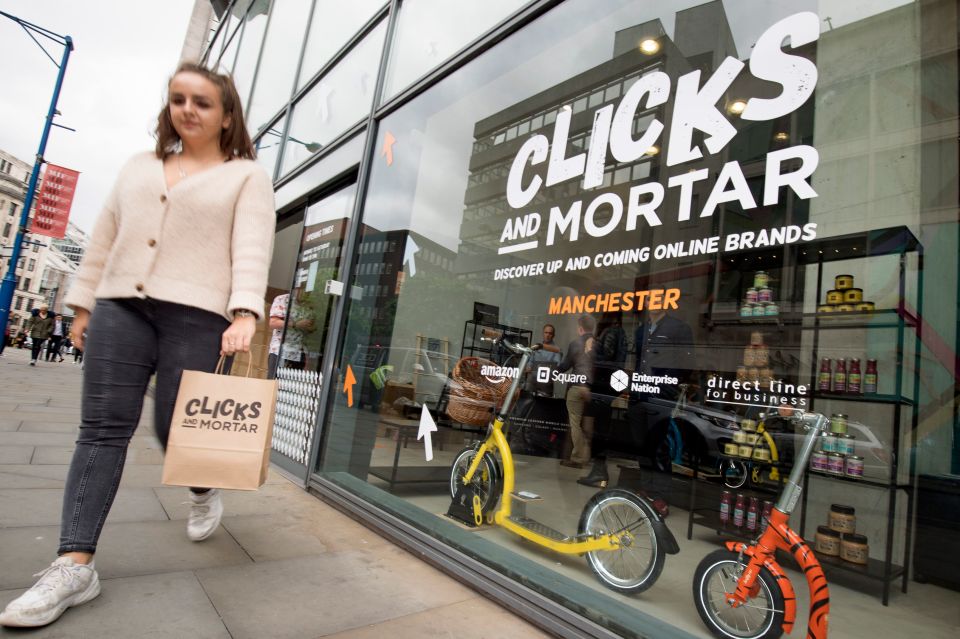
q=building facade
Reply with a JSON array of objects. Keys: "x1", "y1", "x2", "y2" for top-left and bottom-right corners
[
  {"x1": 1, "y1": 149, "x2": 87, "y2": 334},
  {"x1": 202, "y1": 2, "x2": 960, "y2": 637}
]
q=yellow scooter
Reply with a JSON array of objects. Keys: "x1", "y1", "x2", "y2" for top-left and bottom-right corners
[{"x1": 447, "y1": 329, "x2": 679, "y2": 594}]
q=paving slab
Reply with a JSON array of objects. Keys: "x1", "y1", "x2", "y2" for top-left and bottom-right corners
[
  {"x1": 0, "y1": 519, "x2": 252, "y2": 590},
  {"x1": 324, "y1": 597, "x2": 551, "y2": 639},
  {"x1": 0, "y1": 432, "x2": 81, "y2": 447},
  {"x1": 0, "y1": 446, "x2": 33, "y2": 465},
  {"x1": 17, "y1": 421, "x2": 78, "y2": 433},
  {"x1": 0, "y1": 487, "x2": 168, "y2": 528},
  {"x1": 154, "y1": 482, "x2": 322, "y2": 520},
  {"x1": 0, "y1": 571, "x2": 231, "y2": 639},
  {"x1": 196, "y1": 551, "x2": 476, "y2": 639},
  {"x1": 219, "y1": 514, "x2": 329, "y2": 561},
  {"x1": 0, "y1": 465, "x2": 66, "y2": 489},
  {"x1": 0, "y1": 420, "x2": 20, "y2": 432},
  {"x1": 31, "y1": 446, "x2": 164, "y2": 465}
]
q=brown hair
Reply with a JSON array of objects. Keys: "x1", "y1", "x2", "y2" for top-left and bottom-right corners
[{"x1": 154, "y1": 62, "x2": 255, "y2": 161}]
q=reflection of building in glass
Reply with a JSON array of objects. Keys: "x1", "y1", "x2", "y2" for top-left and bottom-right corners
[{"x1": 461, "y1": 0, "x2": 739, "y2": 287}]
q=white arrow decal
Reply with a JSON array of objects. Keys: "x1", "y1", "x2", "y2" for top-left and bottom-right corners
[
  {"x1": 417, "y1": 404, "x2": 438, "y2": 461},
  {"x1": 403, "y1": 237, "x2": 420, "y2": 277}
]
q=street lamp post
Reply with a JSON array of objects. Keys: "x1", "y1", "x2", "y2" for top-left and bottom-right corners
[{"x1": 0, "y1": 11, "x2": 73, "y2": 335}]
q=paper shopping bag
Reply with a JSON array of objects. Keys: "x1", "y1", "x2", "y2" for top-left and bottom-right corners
[{"x1": 162, "y1": 359, "x2": 278, "y2": 491}]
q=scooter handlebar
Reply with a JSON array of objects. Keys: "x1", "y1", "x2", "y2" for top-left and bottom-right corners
[{"x1": 478, "y1": 327, "x2": 539, "y2": 355}]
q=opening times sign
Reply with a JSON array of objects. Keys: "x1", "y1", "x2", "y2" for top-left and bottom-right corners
[{"x1": 32, "y1": 163, "x2": 80, "y2": 239}]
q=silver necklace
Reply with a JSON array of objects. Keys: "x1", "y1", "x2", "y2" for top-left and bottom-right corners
[{"x1": 176, "y1": 152, "x2": 187, "y2": 178}]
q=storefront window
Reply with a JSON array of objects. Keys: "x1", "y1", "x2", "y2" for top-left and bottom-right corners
[
  {"x1": 281, "y1": 21, "x2": 387, "y2": 174},
  {"x1": 381, "y1": 0, "x2": 529, "y2": 100},
  {"x1": 315, "y1": 0, "x2": 959, "y2": 637},
  {"x1": 231, "y1": 0, "x2": 272, "y2": 114},
  {"x1": 271, "y1": 184, "x2": 356, "y2": 467},
  {"x1": 296, "y1": 0, "x2": 385, "y2": 92},
  {"x1": 246, "y1": 0, "x2": 312, "y2": 135},
  {"x1": 253, "y1": 115, "x2": 285, "y2": 180}
]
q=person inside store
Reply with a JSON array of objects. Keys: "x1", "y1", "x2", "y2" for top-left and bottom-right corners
[
  {"x1": 276, "y1": 287, "x2": 316, "y2": 372},
  {"x1": 511, "y1": 324, "x2": 564, "y2": 456},
  {"x1": 267, "y1": 291, "x2": 289, "y2": 378},
  {"x1": 577, "y1": 310, "x2": 628, "y2": 488},
  {"x1": 625, "y1": 300, "x2": 696, "y2": 500},
  {"x1": 26, "y1": 305, "x2": 54, "y2": 366},
  {"x1": 0, "y1": 63, "x2": 275, "y2": 629},
  {"x1": 556, "y1": 314, "x2": 596, "y2": 469}
]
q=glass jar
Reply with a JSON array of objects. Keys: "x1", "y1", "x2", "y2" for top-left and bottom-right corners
[
  {"x1": 826, "y1": 452, "x2": 845, "y2": 475},
  {"x1": 753, "y1": 346, "x2": 769, "y2": 366},
  {"x1": 758, "y1": 287, "x2": 773, "y2": 302},
  {"x1": 752, "y1": 447, "x2": 771, "y2": 462},
  {"x1": 826, "y1": 289, "x2": 844, "y2": 304},
  {"x1": 818, "y1": 304, "x2": 836, "y2": 313},
  {"x1": 843, "y1": 288, "x2": 864, "y2": 303},
  {"x1": 841, "y1": 533, "x2": 869, "y2": 565},
  {"x1": 750, "y1": 331, "x2": 764, "y2": 346},
  {"x1": 815, "y1": 526, "x2": 842, "y2": 556},
  {"x1": 724, "y1": 442, "x2": 739, "y2": 456},
  {"x1": 829, "y1": 504, "x2": 857, "y2": 533},
  {"x1": 733, "y1": 430, "x2": 748, "y2": 444},
  {"x1": 752, "y1": 304, "x2": 765, "y2": 317},
  {"x1": 830, "y1": 413, "x2": 848, "y2": 434},
  {"x1": 746, "y1": 287, "x2": 759, "y2": 303},
  {"x1": 754, "y1": 271, "x2": 769, "y2": 289},
  {"x1": 821, "y1": 433, "x2": 837, "y2": 453},
  {"x1": 740, "y1": 418, "x2": 757, "y2": 432},
  {"x1": 738, "y1": 444, "x2": 753, "y2": 458},
  {"x1": 856, "y1": 301, "x2": 875, "y2": 313},
  {"x1": 845, "y1": 455, "x2": 864, "y2": 478},
  {"x1": 740, "y1": 303, "x2": 755, "y2": 318},
  {"x1": 764, "y1": 302, "x2": 779, "y2": 316},
  {"x1": 837, "y1": 433, "x2": 856, "y2": 456},
  {"x1": 835, "y1": 274, "x2": 855, "y2": 290},
  {"x1": 810, "y1": 450, "x2": 828, "y2": 471},
  {"x1": 837, "y1": 304, "x2": 856, "y2": 312}
]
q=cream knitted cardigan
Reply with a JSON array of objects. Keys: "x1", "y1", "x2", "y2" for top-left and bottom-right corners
[{"x1": 64, "y1": 152, "x2": 275, "y2": 320}]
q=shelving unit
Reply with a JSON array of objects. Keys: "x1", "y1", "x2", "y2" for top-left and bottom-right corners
[
  {"x1": 690, "y1": 225, "x2": 923, "y2": 606},
  {"x1": 460, "y1": 320, "x2": 532, "y2": 364}
]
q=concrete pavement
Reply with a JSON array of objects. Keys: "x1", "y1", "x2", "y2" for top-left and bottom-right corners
[{"x1": 0, "y1": 346, "x2": 550, "y2": 638}]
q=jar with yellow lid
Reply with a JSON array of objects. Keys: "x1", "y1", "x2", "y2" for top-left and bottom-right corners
[
  {"x1": 843, "y1": 288, "x2": 864, "y2": 304},
  {"x1": 835, "y1": 274, "x2": 855, "y2": 290}
]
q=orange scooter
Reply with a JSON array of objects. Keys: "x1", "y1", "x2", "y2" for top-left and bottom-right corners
[{"x1": 692, "y1": 409, "x2": 830, "y2": 639}]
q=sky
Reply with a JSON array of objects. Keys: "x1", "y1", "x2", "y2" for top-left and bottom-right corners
[{"x1": 0, "y1": 0, "x2": 198, "y2": 233}]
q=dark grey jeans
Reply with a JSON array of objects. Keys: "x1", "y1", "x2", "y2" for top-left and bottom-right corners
[{"x1": 59, "y1": 298, "x2": 228, "y2": 554}]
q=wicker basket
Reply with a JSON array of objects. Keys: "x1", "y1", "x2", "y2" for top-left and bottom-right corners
[{"x1": 446, "y1": 357, "x2": 511, "y2": 426}]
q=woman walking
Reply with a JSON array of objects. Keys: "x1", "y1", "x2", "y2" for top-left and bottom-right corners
[
  {"x1": 26, "y1": 305, "x2": 54, "y2": 365},
  {"x1": 0, "y1": 63, "x2": 275, "y2": 627}
]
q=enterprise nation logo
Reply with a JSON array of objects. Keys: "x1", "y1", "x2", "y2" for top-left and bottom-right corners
[{"x1": 610, "y1": 370, "x2": 629, "y2": 393}]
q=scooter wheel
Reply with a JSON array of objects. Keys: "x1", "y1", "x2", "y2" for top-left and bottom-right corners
[
  {"x1": 449, "y1": 447, "x2": 500, "y2": 515},
  {"x1": 693, "y1": 549, "x2": 785, "y2": 639},
  {"x1": 578, "y1": 489, "x2": 665, "y2": 593}
]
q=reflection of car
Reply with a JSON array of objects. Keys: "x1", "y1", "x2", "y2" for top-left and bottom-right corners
[
  {"x1": 347, "y1": 344, "x2": 455, "y2": 410},
  {"x1": 604, "y1": 394, "x2": 741, "y2": 469}
]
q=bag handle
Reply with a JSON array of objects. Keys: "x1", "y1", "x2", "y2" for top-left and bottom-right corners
[{"x1": 214, "y1": 352, "x2": 256, "y2": 378}]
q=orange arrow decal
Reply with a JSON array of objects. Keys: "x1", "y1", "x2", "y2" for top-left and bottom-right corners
[
  {"x1": 381, "y1": 131, "x2": 396, "y2": 166},
  {"x1": 343, "y1": 364, "x2": 357, "y2": 407}
]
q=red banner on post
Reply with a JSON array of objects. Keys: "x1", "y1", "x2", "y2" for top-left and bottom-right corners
[{"x1": 32, "y1": 164, "x2": 80, "y2": 239}]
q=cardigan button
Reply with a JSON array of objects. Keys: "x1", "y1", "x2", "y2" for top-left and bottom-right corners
[
  {"x1": 160, "y1": 194, "x2": 167, "y2": 203},
  {"x1": 148, "y1": 239, "x2": 156, "y2": 247},
  {"x1": 135, "y1": 283, "x2": 144, "y2": 292}
]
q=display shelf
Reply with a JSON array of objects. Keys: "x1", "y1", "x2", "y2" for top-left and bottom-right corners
[
  {"x1": 805, "y1": 542, "x2": 905, "y2": 582},
  {"x1": 699, "y1": 225, "x2": 922, "y2": 606},
  {"x1": 690, "y1": 508, "x2": 765, "y2": 541},
  {"x1": 812, "y1": 392, "x2": 914, "y2": 406},
  {"x1": 718, "y1": 452, "x2": 786, "y2": 467},
  {"x1": 807, "y1": 469, "x2": 909, "y2": 490}
]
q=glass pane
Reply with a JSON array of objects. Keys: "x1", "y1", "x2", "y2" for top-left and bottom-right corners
[
  {"x1": 319, "y1": 0, "x2": 960, "y2": 637},
  {"x1": 246, "y1": 0, "x2": 312, "y2": 135},
  {"x1": 253, "y1": 116, "x2": 285, "y2": 180},
  {"x1": 382, "y1": 0, "x2": 529, "y2": 99},
  {"x1": 297, "y1": 0, "x2": 385, "y2": 91},
  {"x1": 231, "y1": 0, "x2": 273, "y2": 114},
  {"x1": 282, "y1": 21, "x2": 387, "y2": 173}
]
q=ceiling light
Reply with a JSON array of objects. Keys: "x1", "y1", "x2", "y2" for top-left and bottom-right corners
[
  {"x1": 639, "y1": 39, "x2": 661, "y2": 55},
  {"x1": 727, "y1": 100, "x2": 748, "y2": 115},
  {"x1": 646, "y1": 145, "x2": 660, "y2": 156},
  {"x1": 774, "y1": 131, "x2": 789, "y2": 141}
]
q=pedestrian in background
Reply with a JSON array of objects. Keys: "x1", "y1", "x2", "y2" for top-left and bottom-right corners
[
  {"x1": 26, "y1": 305, "x2": 54, "y2": 366},
  {"x1": 45, "y1": 313, "x2": 66, "y2": 362},
  {"x1": 0, "y1": 63, "x2": 275, "y2": 628}
]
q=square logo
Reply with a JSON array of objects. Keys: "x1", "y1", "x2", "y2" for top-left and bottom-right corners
[{"x1": 536, "y1": 366, "x2": 551, "y2": 383}]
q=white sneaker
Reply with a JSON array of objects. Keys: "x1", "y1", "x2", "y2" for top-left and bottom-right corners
[
  {"x1": 187, "y1": 489, "x2": 223, "y2": 541},
  {"x1": 0, "y1": 557, "x2": 100, "y2": 627}
]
